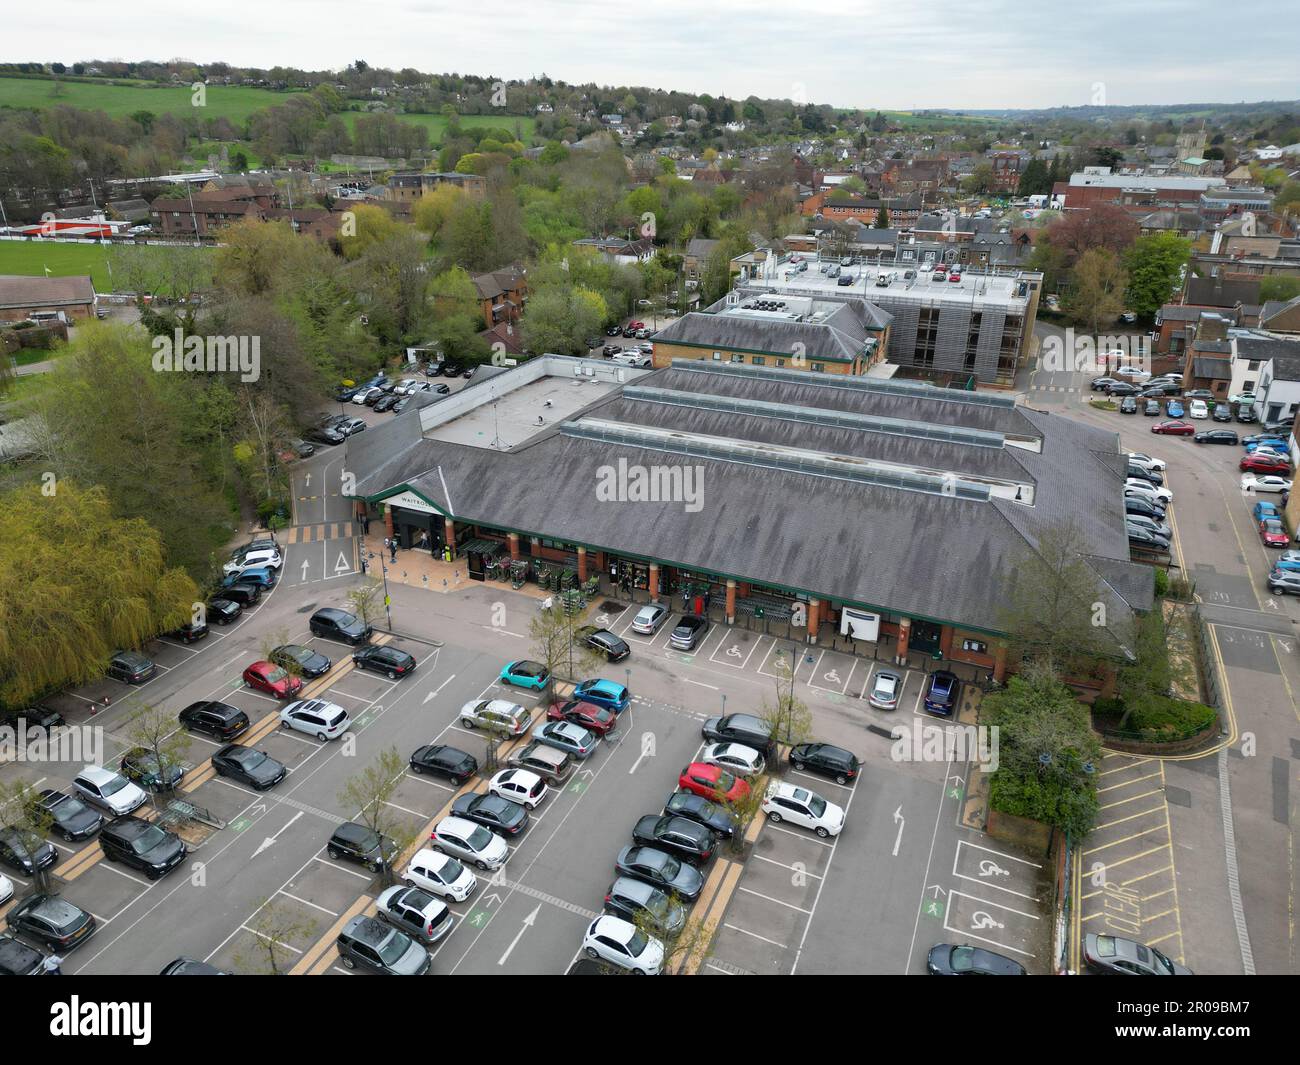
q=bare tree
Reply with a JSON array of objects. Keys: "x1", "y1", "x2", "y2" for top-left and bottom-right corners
[
  {"x1": 122, "y1": 702, "x2": 192, "y2": 806},
  {"x1": 336, "y1": 746, "x2": 419, "y2": 887},
  {"x1": 346, "y1": 577, "x2": 386, "y2": 628},
  {"x1": 233, "y1": 898, "x2": 319, "y2": 975}
]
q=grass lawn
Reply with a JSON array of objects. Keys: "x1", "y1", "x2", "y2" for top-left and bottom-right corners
[
  {"x1": 0, "y1": 241, "x2": 116, "y2": 288},
  {"x1": 0, "y1": 76, "x2": 295, "y2": 124},
  {"x1": 341, "y1": 110, "x2": 536, "y2": 146}
]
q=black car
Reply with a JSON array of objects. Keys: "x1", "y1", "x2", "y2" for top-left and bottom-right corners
[
  {"x1": 100, "y1": 817, "x2": 187, "y2": 879},
  {"x1": 1128, "y1": 525, "x2": 1170, "y2": 549},
  {"x1": 663, "y1": 790, "x2": 736, "y2": 839},
  {"x1": 1194, "y1": 429, "x2": 1239, "y2": 445},
  {"x1": 603, "y1": 876, "x2": 688, "y2": 938},
  {"x1": 310, "y1": 608, "x2": 372, "y2": 645},
  {"x1": 701, "y1": 713, "x2": 776, "y2": 758},
  {"x1": 160, "y1": 958, "x2": 231, "y2": 975},
  {"x1": 614, "y1": 845, "x2": 705, "y2": 901},
  {"x1": 1237, "y1": 406, "x2": 1258, "y2": 423},
  {"x1": 334, "y1": 384, "x2": 360, "y2": 402},
  {"x1": 0, "y1": 935, "x2": 46, "y2": 976},
  {"x1": 391, "y1": 396, "x2": 413, "y2": 414},
  {"x1": 7, "y1": 894, "x2": 96, "y2": 951},
  {"x1": 290, "y1": 439, "x2": 315, "y2": 458},
  {"x1": 441, "y1": 361, "x2": 464, "y2": 377},
  {"x1": 167, "y1": 618, "x2": 209, "y2": 643},
  {"x1": 106, "y1": 650, "x2": 156, "y2": 684},
  {"x1": 270, "y1": 644, "x2": 332, "y2": 680},
  {"x1": 306, "y1": 426, "x2": 346, "y2": 446},
  {"x1": 631, "y1": 814, "x2": 717, "y2": 864},
  {"x1": 424, "y1": 362, "x2": 444, "y2": 377},
  {"x1": 207, "y1": 596, "x2": 243, "y2": 624},
  {"x1": 927, "y1": 943, "x2": 1026, "y2": 975},
  {"x1": 337, "y1": 915, "x2": 430, "y2": 975},
  {"x1": 1119, "y1": 396, "x2": 1138, "y2": 414},
  {"x1": 32, "y1": 789, "x2": 103, "y2": 842},
  {"x1": 0, "y1": 826, "x2": 58, "y2": 875},
  {"x1": 327, "y1": 822, "x2": 400, "y2": 872},
  {"x1": 353, "y1": 644, "x2": 416, "y2": 679},
  {"x1": 1105, "y1": 382, "x2": 1141, "y2": 396},
  {"x1": 1212, "y1": 405, "x2": 1233, "y2": 422},
  {"x1": 1124, "y1": 497, "x2": 1166, "y2": 521},
  {"x1": 669, "y1": 614, "x2": 710, "y2": 651},
  {"x1": 120, "y1": 747, "x2": 185, "y2": 792},
  {"x1": 179, "y1": 700, "x2": 250, "y2": 739},
  {"x1": 373, "y1": 393, "x2": 400, "y2": 413},
  {"x1": 211, "y1": 744, "x2": 287, "y2": 789},
  {"x1": 1126, "y1": 464, "x2": 1162, "y2": 485},
  {"x1": 1090, "y1": 377, "x2": 1119, "y2": 392},
  {"x1": 606, "y1": 325, "x2": 622, "y2": 336},
  {"x1": 409, "y1": 744, "x2": 477, "y2": 785},
  {"x1": 577, "y1": 626, "x2": 630, "y2": 662},
  {"x1": 789, "y1": 742, "x2": 861, "y2": 784},
  {"x1": 450, "y1": 792, "x2": 529, "y2": 836},
  {"x1": 1143, "y1": 399, "x2": 1161, "y2": 416},
  {"x1": 0, "y1": 704, "x2": 65, "y2": 735},
  {"x1": 219, "y1": 582, "x2": 261, "y2": 607},
  {"x1": 430, "y1": 383, "x2": 451, "y2": 395}
]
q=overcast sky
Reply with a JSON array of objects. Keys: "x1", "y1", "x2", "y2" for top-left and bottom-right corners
[{"x1": 6, "y1": 0, "x2": 1298, "y2": 111}]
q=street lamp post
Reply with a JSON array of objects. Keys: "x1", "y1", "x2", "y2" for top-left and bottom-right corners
[{"x1": 369, "y1": 551, "x2": 394, "y2": 629}]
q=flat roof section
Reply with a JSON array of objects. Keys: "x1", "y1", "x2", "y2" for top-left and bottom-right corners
[{"x1": 424, "y1": 374, "x2": 623, "y2": 451}]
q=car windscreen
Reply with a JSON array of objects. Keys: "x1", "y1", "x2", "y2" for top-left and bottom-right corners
[{"x1": 132, "y1": 824, "x2": 170, "y2": 852}]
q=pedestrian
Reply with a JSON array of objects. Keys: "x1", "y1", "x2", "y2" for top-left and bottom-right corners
[
  {"x1": 389, "y1": 538, "x2": 398, "y2": 563},
  {"x1": 361, "y1": 513, "x2": 371, "y2": 535},
  {"x1": 418, "y1": 530, "x2": 430, "y2": 552},
  {"x1": 43, "y1": 953, "x2": 64, "y2": 975}
]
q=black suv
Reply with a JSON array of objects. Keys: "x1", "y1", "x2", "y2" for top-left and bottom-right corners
[
  {"x1": 270, "y1": 644, "x2": 332, "y2": 679},
  {"x1": 576, "y1": 627, "x2": 630, "y2": 662},
  {"x1": 353, "y1": 645, "x2": 416, "y2": 679},
  {"x1": 207, "y1": 597, "x2": 242, "y2": 624},
  {"x1": 789, "y1": 743, "x2": 861, "y2": 785},
  {"x1": 327, "y1": 822, "x2": 400, "y2": 872},
  {"x1": 701, "y1": 713, "x2": 776, "y2": 758},
  {"x1": 7, "y1": 894, "x2": 96, "y2": 951},
  {"x1": 0, "y1": 826, "x2": 58, "y2": 875},
  {"x1": 179, "y1": 700, "x2": 250, "y2": 739},
  {"x1": 0, "y1": 704, "x2": 64, "y2": 735},
  {"x1": 100, "y1": 817, "x2": 187, "y2": 879},
  {"x1": 409, "y1": 744, "x2": 477, "y2": 785},
  {"x1": 218, "y1": 582, "x2": 261, "y2": 607},
  {"x1": 310, "y1": 608, "x2": 372, "y2": 645}
]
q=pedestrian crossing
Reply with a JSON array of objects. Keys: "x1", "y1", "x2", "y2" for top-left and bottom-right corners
[
  {"x1": 1030, "y1": 385, "x2": 1080, "y2": 393},
  {"x1": 281, "y1": 522, "x2": 355, "y2": 544}
]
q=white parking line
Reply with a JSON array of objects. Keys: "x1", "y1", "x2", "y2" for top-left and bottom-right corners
[
  {"x1": 311, "y1": 855, "x2": 377, "y2": 879},
  {"x1": 723, "y1": 922, "x2": 787, "y2": 949},
  {"x1": 763, "y1": 821, "x2": 836, "y2": 848},
  {"x1": 751, "y1": 853, "x2": 824, "y2": 878},
  {"x1": 737, "y1": 885, "x2": 813, "y2": 914},
  {"x1": 278, "y1": 891, "x2": 340, "y2": 917}
]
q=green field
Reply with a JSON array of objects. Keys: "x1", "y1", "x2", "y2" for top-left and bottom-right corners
[
  {"x1": 0, "y1": 76, "x2": 295, "y2": 124},
  {"x1": 341, "y1": 110, "x2": 535, "y2": 146},
  {"x1": 0, "y1": 241, "x2": 116, "y2": 288}
]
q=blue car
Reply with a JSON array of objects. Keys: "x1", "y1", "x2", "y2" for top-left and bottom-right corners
[
  {"x1": 1165, "y1": 400, "x2": 1184, "y2": 418},
  {"x1": 1253, "y1": 501, "x2": 1282, "y2": 522},
  {"x1": 222, "y1": 566, "x2": 276, "y2": 589},
  {"x1": 499, "y1": 660, "x2": 551, "y2": 691},
  {"x1": 572, "y1": 678, "x2": 631, "y2": 715},
  {"x1": 923, "y1": 671, "x2": 960, "y2": 717},
  {"x1": 1245, "y1": 438, "x2": 1287, "y2": 453}
]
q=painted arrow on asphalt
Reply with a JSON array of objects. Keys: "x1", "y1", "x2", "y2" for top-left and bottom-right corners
[
  {"x1": 253, "y1": 810, "x2": 303, "y2": 858},
  {"x1": 892, "y1": 805, "x2": 904, "y2": 856},
  {"x1": 497, "y1": 904, "x2": 540, "y2": 967}
]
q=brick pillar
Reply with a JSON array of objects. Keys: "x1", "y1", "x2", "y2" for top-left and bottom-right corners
[
  {"x1": 739, "y1": 582, "x2": 751, "y2": 596},
  {"x1": 648, "y1": 563, "x2": 660, "y2": 600},
  {"x1": 507, "y1": 532, "x2": 520, "y2": 561},
  {"x1": 993, "y1": 641, "x2": 1009, "y2": 684},
  {"x1": 594, "y1": 551, "x2": 606, "y2": 569},
  {"x1": 383, "y1": 507, "x2": 394, "y2": 538},
  {"x1": 725, "y1": 579, "x2": 737, "y2": 624},
  {"x1": 443, "y1": 517, "x2": 456, "y2": 553},
  {"x1": 806, "y1": 597, "x2": 820, "y2": 644},
  {"x1": 939, "y1": 625, "x2": 954, "y2": 659},
  {"x1": 577, "y1": 546, "x2": 588, "y2": 583},
  {"x1": 896, "y1": 617, "x2": 911, "y2": 666}
]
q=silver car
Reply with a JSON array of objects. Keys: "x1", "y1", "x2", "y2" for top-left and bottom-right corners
[
  {"x1": 868, "y1": 670, "x2": 901, "y2": 710},
  {"x1": 631, "y1": 604, "x2": 668, "y2": 635},
  {"x1": 375, "y1": 885, "x2": 454, "y2": 944}
]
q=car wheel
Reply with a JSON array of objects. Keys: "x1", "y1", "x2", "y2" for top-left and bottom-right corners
[
  {"x1": 792, "y1": 760, "x2": 805, "y2": 772},
  {"x1": 475, "y1": 859, "x2": 490, "y2": 870},
  {"x1": 815, "y1": 826, "x2": 831, "y2": 838},
  {"x1": 280, "y1": 719, "x2": 290, "y2": 730},
  {"x1": 328, "y1": 847, "x2": 343, "y2": 860},
  {"x1": 585, "y1": 946, "x2": 600, "y2": 960},
  {"x1": 411, "y1": 763, "x2": 424, "y2": 775},
  {"x1": 341, "y1": 955, "x2": 356, "y2": 969},
  {"x1": 500, "y1": 676, "x2": 512, "y2": 687},
  {"x1": 386, "y1": 670, "x2": 397, "y2": 680},
  {"x1": 834, "y1": 773, "x2": 848, "y2": 785},
  {"x1": 62, "y1": 830, "x2": 76, "y2": 842},
  {"x1": 317, "y1": 732, "x2": 328, "y2": 741},
  {"x1": 768, "y1": 811, "x2": 783, "y2": 823},
  {"x1": 461, "y1": 718, "x2": 476, "y2": 729}
]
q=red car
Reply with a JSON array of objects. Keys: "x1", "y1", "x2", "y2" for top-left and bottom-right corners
[
  {"x1": 1151, "y1": 420, "x2": 1194, "y2": 436},
  {"x1": 1259, "y1": 518, "x2": 1289, "y2": 547},
  {"x1": 1241, "y1": 455, "x2": 1291, "y2": 474},
  {"x1": 948, "y1": 272, "x2": 962, "y2": 282},
  {"x1": 242, "y1": 661, "x2": 303, "y2": 699},
  {"x1": 546, "y1": 699, "x2": 618, "y2": 736},
  {"x1": 628, "y1": 320, "x2": 645, "y2": 330},
  {"x1": 678, "y1": 762, "x2": 751, "y2": 805}
]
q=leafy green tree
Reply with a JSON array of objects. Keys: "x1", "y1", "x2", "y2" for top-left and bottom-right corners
[
  {"x1": 520, "y1": 286, "x2": 607, "y2": 355},
  {"x1": 0, "y1": 780, "x2": 58, "y2": 892},
  {"x1": 1065, "y1": 247, "x2": 1127, "y2": 333},
  {"x1": 1124, "y1": 232, "x2": 1190, "y2": 318},
  {"x1": 123, "y1": 703, "x2": 193, "y2": 805}
]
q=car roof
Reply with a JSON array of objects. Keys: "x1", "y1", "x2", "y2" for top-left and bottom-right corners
[
  {"x1": 497, "y1": 767, "x2": 543, "y2": 787},
  {"x1": 591, "y1": 914, "x2": 636, "y2": 941},
  {"x1": 76, "y1": 764, "x2": 119, "y2": 784},
  {"x1": 438, "y1": 815, "x2": 482, "y2": 836}
]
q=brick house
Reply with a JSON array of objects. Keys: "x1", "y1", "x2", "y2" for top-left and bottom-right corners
[{"x1": 0, "y1": 274, "x2": 96, "y2": 322}]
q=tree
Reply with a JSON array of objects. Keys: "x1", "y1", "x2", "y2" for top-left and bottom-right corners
[
  {"x1": 981, "y1": 668, "x2": 1102, "y2": 838},
  {"x1": 1039, "y1": 203, "x2": 1137, "y2": 268},
  {"x1": 528, "y1": 603, "x2": 605, "y2": 685},
  {"x1": 720, "y1": 773, "x2": 768, "y2": 857},
  {"x1": 1259, "y1": 275, "x2": 1300, "y2": 303},
  {"x1": 1124, "y1": 232, "x2": 1190, "y2": 319},
  {"x1": 338, "y1": 203, "x2": 404, "y2": 261},
  {"x1": 412, "y1": 184, "x2": 464, "y2": 237},
  {"x1": 0, "y1": 779, "x2": 58, "y2": 892},
  {"x1": 233, "y1": 898, "x2": 318, "y2": 975},
  {"x1": 962, "y1": 163, "x2": 995, "y2": 195},
  {"x1": 629, "y1": 904, "x2": 720, "y2": 975},
  {"x1": 123, "y1": 703, "x2": 193, "y2": 805},
  {"x1": 108, "y1": 244, "x2": 212, "y2": 333},
  {"x1": 336, "y1": 747, "x2": 418, "y2": 887},
  {"x1": 997, "y1": 520, "x2": 1116, "y2": 677},
  {"x1": 874, "y1": 206, "x2": 890, "y2": 229},
  {"x1": 345, "y1": 577, "x2": 386, "y2": 629},
  {"x1": 760, "y1": 654, "x2": 812, "y2": 761},
  {"x1": 1114, "y1": 610, "x2": 1173, "y2": 730},
  {"x1": 0, "y1": 482, "x2": 199, "y2": 706},
  {"x1": 213, "y1": 219, "x2": 309, "y2": 297},
  {"x1": 1065, "y1": 247, "x2": 1127, "y2": 333},
  {"x1": 520, "y1": 286, "x2": 607, "y2": 356}
]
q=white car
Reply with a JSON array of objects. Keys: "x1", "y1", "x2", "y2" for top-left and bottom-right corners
[
  {"x1": 582, "y1": 914, "x2": 665, "y2": 975},
  {"x1": 222, "y1": 546, "x2": 283, "y2": 575},
  {"x1": 403, "y1": 848, "x2": 477, "y2": 902},
  {"x1": 700, "y1": 742, "x2": 765, "y2": 778},
  {"x1": 393, "y1": 379, "x2": 421, "y2": 396},
  {"x1": 761, "y1": 781, "x2": 845, "y2": 838},
  {"x1": 1188, "y1": 400, "x2": 1208, "y2": 419},
  {"x1": 1126, "y1": 452, "x2": 1166, "y2": 472},
  {"x1": 1252, "y1": 447, "x2": 1289, "y2": 462},
  {"x1": 631, "y1": 604, "x2": 668, "y2": 635},
  {"x1": 430, "y1": 815, "x2": 508, "y2": 871},
  {"x1": 0, "y1": 872, "x2": 12, "y2": 905},
  {"x1": 1242, "y1": 475, "x2": 1292, "y2": 494},
  {"x1": 1124, "y1": 479, "x2": 1173, "y2": 505},
  {"x1": 72, "y1": 765, "x2": 147, "y2": 816},
  {"x1": 1113, "y1": 363, "x2": 1150, "y2": 383},
  {"x1": 611, "y1": 351, "x2": 643, "y2": 366},
  {"x1": 352, "y1": 387, "x2": 380, "y2": 405},
  {"x1": 279, "y1": 698, "x2": 350, "y2": 741},
  {"x1": 488, "y1": 768, "x2": 549, "y2": 810}
]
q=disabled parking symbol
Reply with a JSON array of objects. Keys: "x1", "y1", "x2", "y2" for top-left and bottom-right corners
[
  {"x1": 726, "y1": 646, "x2": 743, "y2": 658},
  {"x1": 971, "y1": 912, "x2": 1005, "y2": 931},
  {"x1": 978, "y1": 859, "x2": 1011, "y2": 879}
]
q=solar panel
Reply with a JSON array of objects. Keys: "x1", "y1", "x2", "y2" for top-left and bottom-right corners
[{"x1": 623, "y1": 385, "x2": 1007, "y2": 449}]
